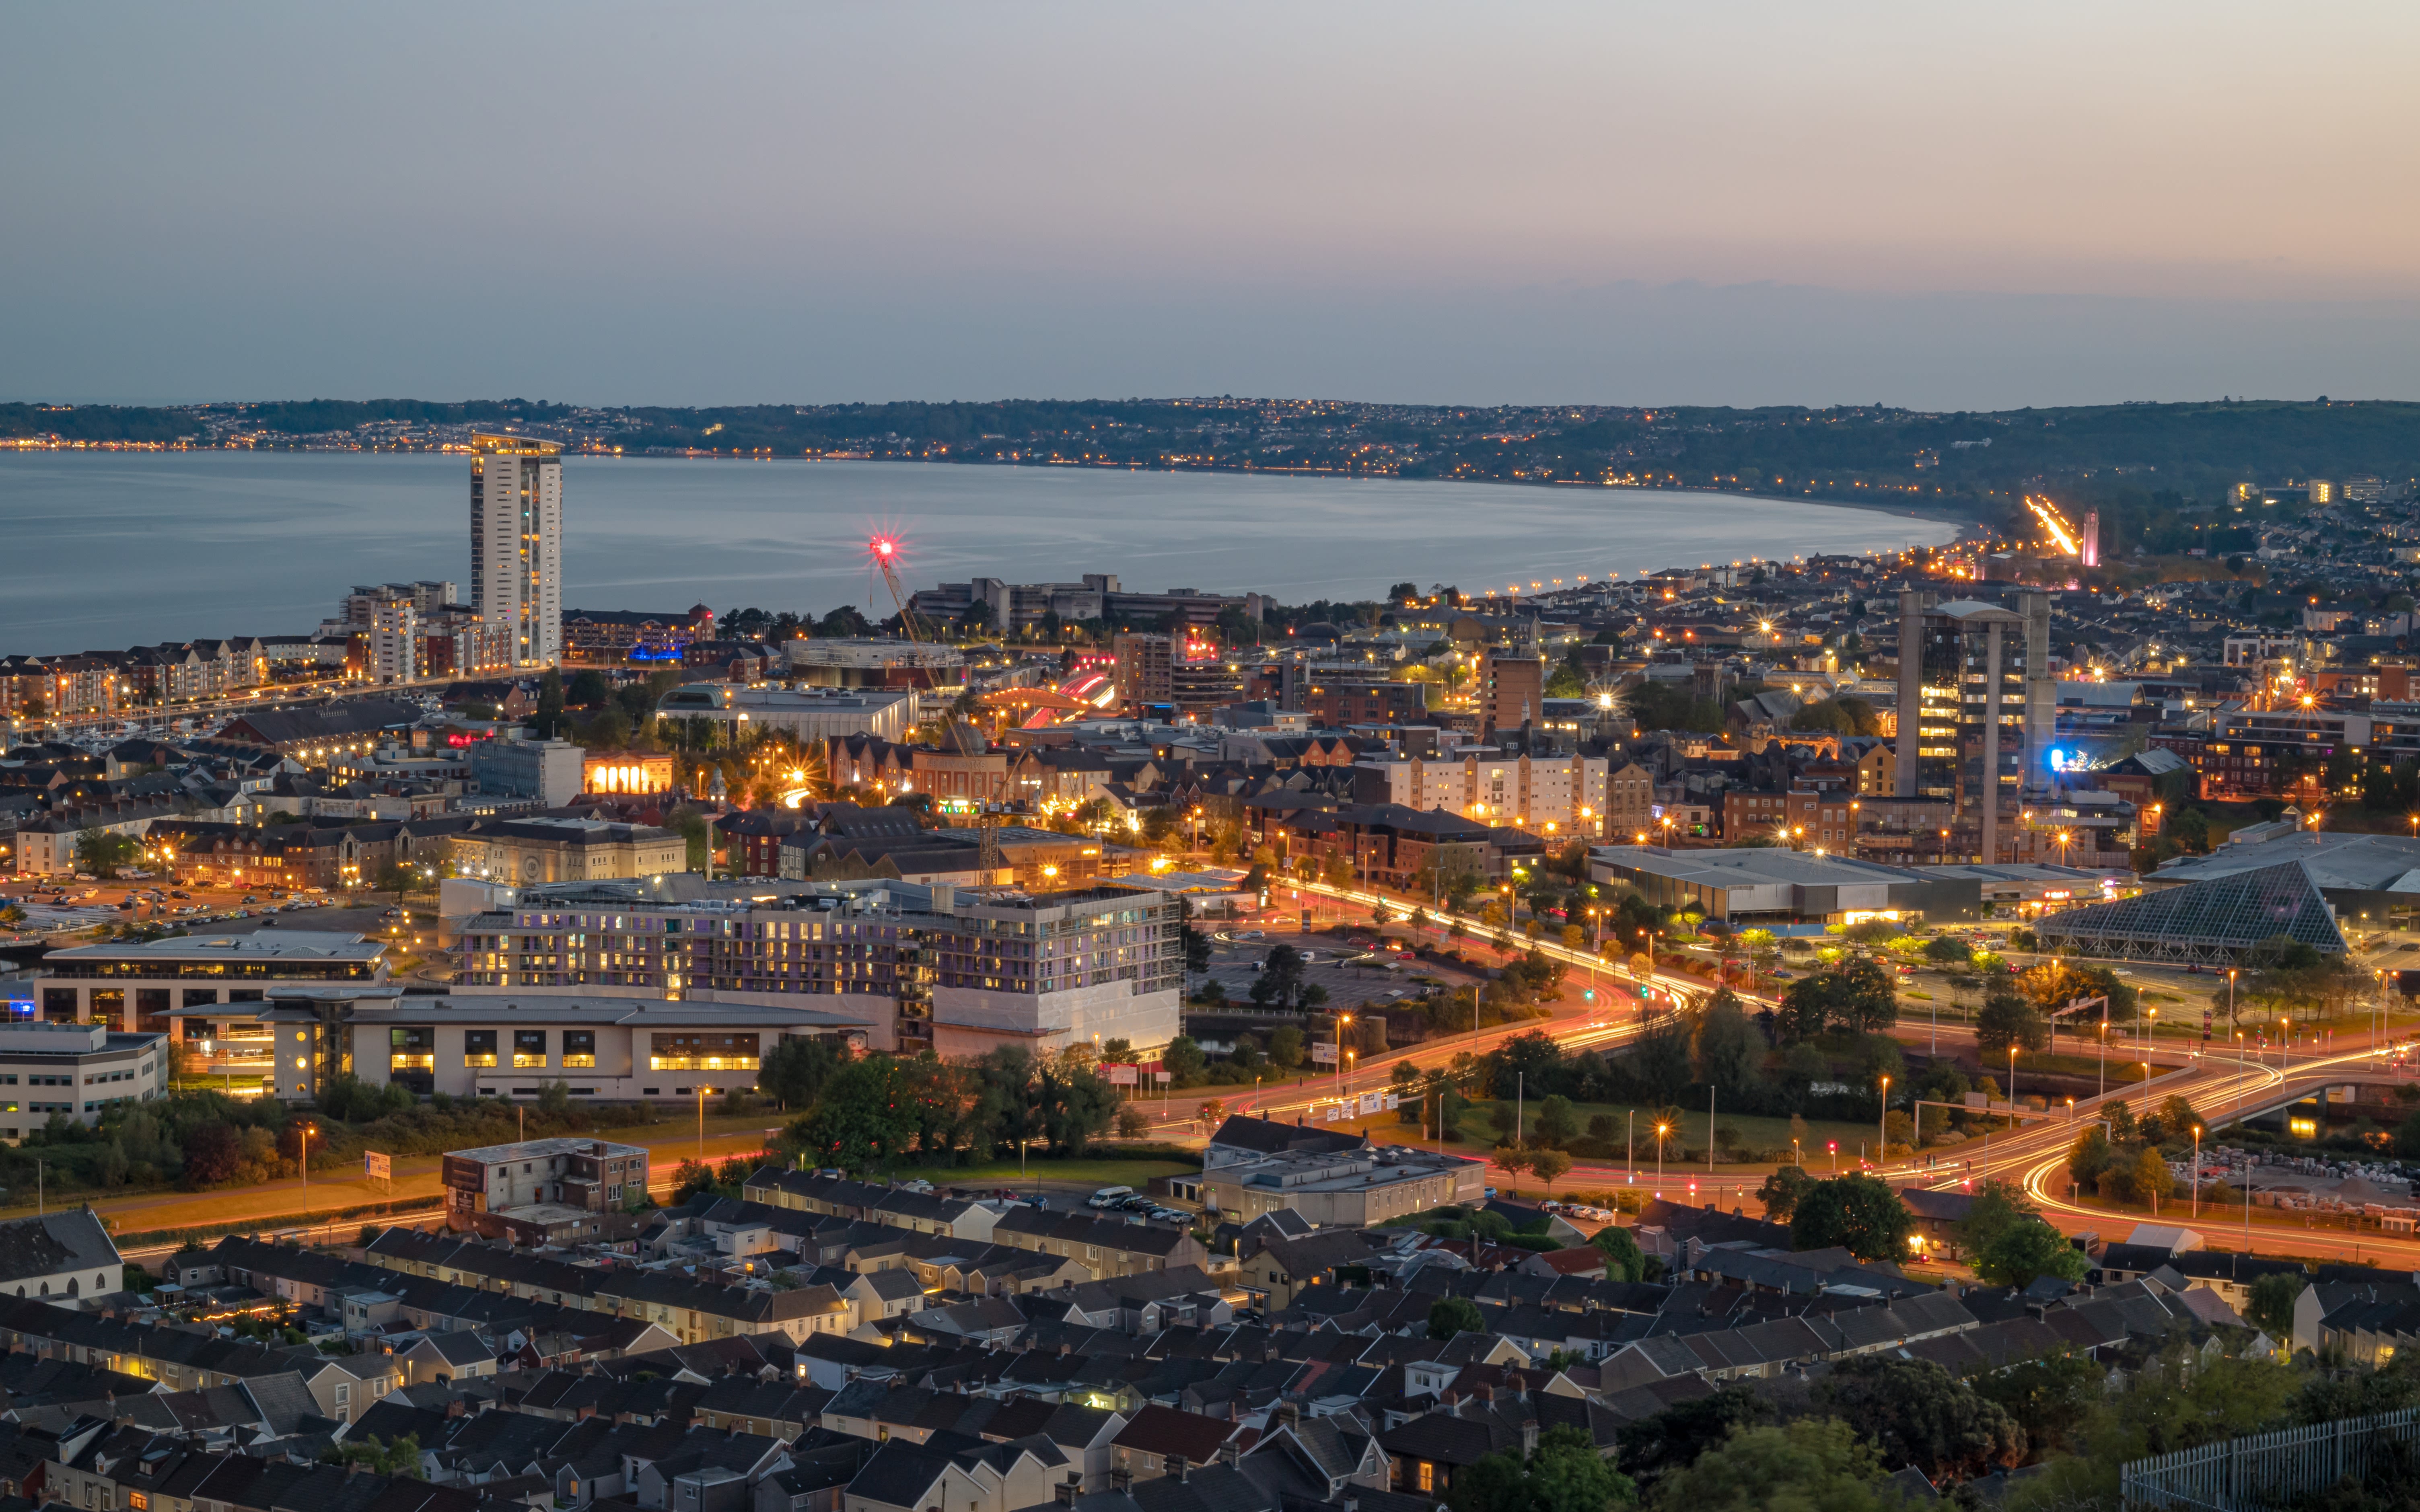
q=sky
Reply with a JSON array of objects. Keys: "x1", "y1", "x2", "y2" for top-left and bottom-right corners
[{"x1": 8, "y1": 2, "x2": 2420, "y2": 411}]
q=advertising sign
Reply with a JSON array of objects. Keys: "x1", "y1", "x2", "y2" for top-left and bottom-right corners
[
  {"x1": 364, "y1": 1152, "x2": 391, "y2": 1181},
  {"x1": 1358, "y1": 1091, "x2": 1381, "y2": 1115},
  {"x1": 1311, "y1": 1043, "x2": 1339, "y2": 1064},
  {"x1": 1105, "y1": 1064, "x2": 1139, "y2": 1086}
]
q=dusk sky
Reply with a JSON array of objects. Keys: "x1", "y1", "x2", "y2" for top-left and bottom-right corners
[{"x1": 9, "y1": 2, "x2": 2420, "y2": 409}]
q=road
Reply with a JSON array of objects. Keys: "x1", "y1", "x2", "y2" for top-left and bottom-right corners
[{"x1": 60, "y1": 1117, "x2": 786, "y2": 1261}]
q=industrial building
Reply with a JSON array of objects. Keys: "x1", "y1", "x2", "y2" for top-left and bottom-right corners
[{"x1": 1588, "y1": 844, "x2": 1983, "y2": 926}]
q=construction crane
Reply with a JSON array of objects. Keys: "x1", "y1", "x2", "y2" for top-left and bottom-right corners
[
  {"x1": 869, "y1": 535, "x2": 930, "y2": 642},
  {"x1": 869, "y1": 534, "x2": 981, "y2": 756}
]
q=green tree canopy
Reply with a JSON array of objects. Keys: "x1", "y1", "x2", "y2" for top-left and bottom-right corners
[
  {"x1": 1813, "y1": 1357, "x2": 2028, "y2": 1485},
  {"x1": 1648, "y1": 1419, "x2": 1893, "y2": 1512},
  {"x1": 1789, "y1": 1174, "x2": 1913, "y2": 1262},
  {"x1": 1429, "y1": 1296, "x2": 1486, "y2": 1339}
]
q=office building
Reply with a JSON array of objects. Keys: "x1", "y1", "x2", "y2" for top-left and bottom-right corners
[
  {"x1": 470, "y1": 433, "x2": 564, "y2": 666},
  {"x1": 1479, "y1": 650, "x2": 1544, "y2": 738},
  {"x1": 148, "y1": 983, "x2": 870, "y2": 1105},
  {"x1": 469, "y1": 736, "x2": 586, "y2": 807},
  {"x1": 29, "y1": 932, "x2": 390, "y2": 1034},
  {"x1": 0, "y1": 1022, "x2": 171, "y2": 1140}
]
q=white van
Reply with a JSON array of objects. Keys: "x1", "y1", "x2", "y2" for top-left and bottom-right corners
[{"x1": 1088, "y1": 1185, "x2": 1134, "y2": 1208}]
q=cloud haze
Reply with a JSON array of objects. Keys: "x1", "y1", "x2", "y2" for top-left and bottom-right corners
[{"x1": 8, "y1": 2, "x2": 2418, "y2": 407}]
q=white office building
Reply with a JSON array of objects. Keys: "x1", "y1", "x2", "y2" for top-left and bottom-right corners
[{"x1": 470, "y1": 433, "x2": 563, "y2": 666}]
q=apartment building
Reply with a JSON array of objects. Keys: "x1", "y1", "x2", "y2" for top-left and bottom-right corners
[
  {"x1": 1352, "y1": 747, "x2": 1608, "y2": 836},
  {"x1": 454, "y1": 878, "x2": 1183, "y2": 1061}
]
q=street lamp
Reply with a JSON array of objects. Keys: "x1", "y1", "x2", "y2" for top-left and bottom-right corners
[
  {"x1": 1878, "y1": 1075, "x2": 1890, "y2": 1167},
  {"x1": 2192, "y1": 1125, "x2": 2203, "y2": 1219},
  {"x1": 1655, "y1": 1122, "x2": 1669, "y2": 1187}
]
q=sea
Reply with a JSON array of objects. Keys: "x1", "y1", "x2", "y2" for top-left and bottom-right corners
[{"x1": 0, "y1": 452, "x2": 1959, "y2": 651}]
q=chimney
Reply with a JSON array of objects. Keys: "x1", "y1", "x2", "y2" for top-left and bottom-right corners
[
  {"x1": 1477, "y1": 1384, "x2": 1494, "y2": 1405},
  {"x1": 1219, "y1": 1442, "x2": 1241, "y2": 1469},
  {"x1": 1169, "y1": 1456, "x2": 1188, "y2": 1484},
  {"x1": 1056, "y1": 1473, "x2": 1080, "y2": 1506},
  {"x1": 1110, "y1": 1469, "x2": 1133, "y2": 1493},
  {"x1": 1440, "y1": 1389, "x2": 1458, "y2": 1408}
]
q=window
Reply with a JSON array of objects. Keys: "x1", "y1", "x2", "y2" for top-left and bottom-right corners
[
  {"x1": 562, "y1": 1029, "x2": 596, "y2": 1068},
  {"x1": 513, "y1": 1029, "x2": 548, "y2": 1068},
  {"x1": 463, "y1": 1030, "x2": 497, "y2": 1068},
  {"x1": 389, "y1": 1026, "x2": 433, "y2": 1072},
  {"x1": 650, "y1": 1033, "x2": 758, "y2": 1071}
]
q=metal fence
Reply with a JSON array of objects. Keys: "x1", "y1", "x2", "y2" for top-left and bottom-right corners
[{"x1": 2121, "y1": 1407, "x2": 2420, "y2": 1510}]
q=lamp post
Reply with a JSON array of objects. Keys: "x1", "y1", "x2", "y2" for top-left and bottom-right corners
[
  {"x1": 2008, "y1": 1045, "x2": 2019, "y2": 1126},
  {"x1": 1878, "y1": 1075, "x2": 1890, "y2": 1168},
  {"x1": 1655, "y1": 1122, "x2": 1669, "y2": 1189},
  {"x1": 2192, "y1": 1125, "x2": 2203, "y2": 1219}
]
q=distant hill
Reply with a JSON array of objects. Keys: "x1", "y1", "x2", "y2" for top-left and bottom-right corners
[{"x1": 8, "y1": 396, "x2": 2416, "y2": 532}]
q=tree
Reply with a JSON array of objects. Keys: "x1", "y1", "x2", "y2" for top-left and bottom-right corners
[
  {"x1": 1429, "y1": 1296, "x2": 1486, "y2": 1339},
  {"x1": 1975, "y1": 1218, "x2": 2089, "y2": 1289},
  {"x1": 1813, "y1": 1356, "x2": 2027, "y2": 1484},
  {"x1": 1789, "y1": 1174, "x2": 1913, "y2": 1262},
  {"x1": 1971, "y1": 1354, "x2": 2101, "y2": 1460},
  {"x1": 1181, "y1": 920, "x2": 1211, "y2": 974},
  {"x1": 1756, "y1": 1165, "x2": 1817, "y2": 1223},
  {"x1": 670, "y1": 1159, "x2": 717, "y2": 1202},
  {"x1": 1495, "y1": 1145, "x2": 1535, "y2": 1188},
  {"x1": 2247, "y1": 1271, "x2": 2308, "y2": 1337},
  {"x1": 788, "y1": 1054, "x2": 918, "y2": 1173},
  {"x1": 1448, "y1": 1425, "x2": 1636, "y2": 1512},
  {"x1": 759, "y1": 1036, "x2": 842, "y2": 1109},
  {"x1": 1776, "y1": 955, "x2": 1897, "y2": 1041},
  {"x1": 371, "y1": 859, "x2": 417, "y2": 902},
  {"x1": 1269, "y1": 1025, "x2": 1303, "y2": 1069},
  {"x1": 1953, "y1": 1178, "x2": 2037, "y2": 1257},
  {"x1": 2132, "y1": 1145, "x2": 2177, "y2": 1210},
  {"x1": 1529, "y1": 1148, "x2": 1573, "y2": 1192},
  {"x1": 1615, "y1": 1386, "x2": 1763, "y2": 1490},
  {"x1": 1649, "y1": 1419, "x2": 1893, "y2": 1512},
  {"x1": 1693, "y1": 988, "x2": 1766, "y2": 1099},
  {"x1": 1976, "y1": 975, "x2": 2049, "y2": 1057},
  {"x1": 1591, "y1": 1224, "x2": 1648, "y2": 1282},
  {"x1": 533, "y1": 668, "x2": 566, "y2": 738},
  {"x1": 1533, "y1": 1095, "x2": 1579, "y2": 1148},
  {"x1": 1923, "y1": 935, "x2": 1972, "y2": 966},
  {"x1": 1163, "y1": 1035, "x2": 1206, "y2": 1083},
  {"x1": 74, "y1": 828, "x2": 139, "y2": 879}
]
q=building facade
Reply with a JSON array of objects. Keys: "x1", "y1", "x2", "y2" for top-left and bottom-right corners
[{"x1": 471, "y1": 433, "x2": 564, "y2": 666}]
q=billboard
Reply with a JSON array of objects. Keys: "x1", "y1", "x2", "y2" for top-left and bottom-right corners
[
  {"x1": 364, "y1": 1152, "x2": 391, "y2": 1181},
  {"x1": 1105, "y1": 1064, "x2": 1139, "y2": 1086},
  {"x1": 1311, "y1": 1044, "x2": 1338, "y2": 1064}
]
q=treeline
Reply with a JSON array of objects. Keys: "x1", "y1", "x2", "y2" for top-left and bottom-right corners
[
  {"x1": 0, "y1": 402, "x2": 195, "y2": 443},
  {"x1": 762, "y1": 1039, "x2": 1144, "y2": 1174}
]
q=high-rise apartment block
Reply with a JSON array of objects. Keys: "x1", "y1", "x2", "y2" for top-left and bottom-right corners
[
  {"x1": 366, "y1": 596, "x2": 417, "y2": 685},
  {"x1": 471, "y1": 434, "x2": 564, "y2": 666},
  {"x1": 1479, "y1": 649, "x2": 1545, "y2": 737},
  {"x1": 1892, "y1": 590, "x2": 2054, "y2": 865}
]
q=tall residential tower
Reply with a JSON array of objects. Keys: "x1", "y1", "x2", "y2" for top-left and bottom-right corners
[{"x1": 470, "y1": 433, "x2": 563, "y2": 666}]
